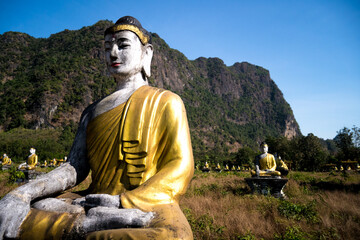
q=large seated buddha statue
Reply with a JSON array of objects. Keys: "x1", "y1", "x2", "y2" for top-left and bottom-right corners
[
  {"x1": 250, "y1": 142, "x2": 281, "y2": 177},
  {"x1": 0, "y1": 16, "x2": 194, "y2": 240}
]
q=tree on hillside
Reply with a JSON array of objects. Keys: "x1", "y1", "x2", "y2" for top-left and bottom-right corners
[
  {"x1": 334, "y1": 126, "x2": 360, "y2": 161},
  {"x1": 265, "y1": 136, "x2": 291, "y2": 160},
  {"x1": 293, "y1": 134, "x2": 327, "y2": 171},
  {"x1": 235, "y1": 146, "x2": 256, "y2": 166}
]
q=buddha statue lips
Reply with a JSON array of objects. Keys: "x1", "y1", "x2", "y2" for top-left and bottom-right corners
[{"x1": 111, "y1": 62, "x2": 121, "y2": 67}]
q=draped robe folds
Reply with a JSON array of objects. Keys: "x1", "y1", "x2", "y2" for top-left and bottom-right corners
[
  {"x1": 87, "y1": 85, "x2": 194, "y2": 211},
  {"x1": 258, "y1": 154, "x2": 276, "y2": 171},
  {"x1": 27, "y1": 154, "x2": 38, "y2": 167},
  {"x1": 18, "y1": 85, "x2": 194, "y2": 240},
  {"x1": 251, "y1": 153, "x2": 281, "y2": 176}
]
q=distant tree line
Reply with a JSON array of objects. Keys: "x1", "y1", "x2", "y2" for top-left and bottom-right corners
[
  {"x1": 0, "y1": 121, "x2": 358, "y2": 172},
  {"x1": 232, "y1": 126, "x2": 360, "y2": 171}
]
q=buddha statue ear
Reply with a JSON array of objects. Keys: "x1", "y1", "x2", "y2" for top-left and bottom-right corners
[{"x1": 142, "y1": 43, "x2": 153, "y2": 78}]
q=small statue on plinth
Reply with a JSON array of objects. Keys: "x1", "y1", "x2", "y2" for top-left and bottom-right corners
[
  {"x1": 276, "y1": 156, "x2": 289, "y2": 176},
  {"x1": 40, "y1": 160, "x2": 47, "y2": 168},
  {"x1": 48, "y1": 158, "x2": 57, "y2": 167},
  {"x1": 246, "y1": 142, "x2": 288, "y2": 198},
  {"x1": 18, "y1": 148, "x2": 38, "y2": 170},
  {"x1": 56, "y1": 156, "x2": 66, "y2": 166},
  {"x1": 202, "y1": 161, "x2": 211, "y2": 172},
  {"x1": 1, "y1": 153, "x2": 12, "y2": 168},
  {"x1": 215, "y1": 163, "x2": 222, "y2": 172}
]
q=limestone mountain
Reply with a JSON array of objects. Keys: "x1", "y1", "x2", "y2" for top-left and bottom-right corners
[{"x1": 0, "y1": 20, "x2": 301, "y2": 156}]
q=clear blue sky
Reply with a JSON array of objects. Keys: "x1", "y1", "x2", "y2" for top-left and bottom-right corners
[{"x1": 1, "y1": 0, "x2": 359, "y2": 140}]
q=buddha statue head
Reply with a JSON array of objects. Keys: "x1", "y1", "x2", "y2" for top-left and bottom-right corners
[
  {"x1": 260, "y1": 142, "x2": 268, "y2": 154},
  {"x1": 30, "y1": 148, "x2": 36, "y2": 155},
  {"x1": 104, "y1": 16, "x2": 153, "y2": 82}
]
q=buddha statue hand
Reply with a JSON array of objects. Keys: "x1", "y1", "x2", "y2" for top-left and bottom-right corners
[
  {"x1": 84, "y1": 194, "x2": 121, "y2": 209},
  {"x1": 0, "y1": 192, "x2": 31, "y2": 239},
  {"x1": 78, "y1": 207, "x2": 155, "y2": 233}
]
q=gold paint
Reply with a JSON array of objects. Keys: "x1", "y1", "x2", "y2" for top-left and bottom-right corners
[
  {"x1": 87, "y1": 86, "x2": 194, "y2": 211},
  {"x1": 1, "y1": 156, "x2": 11, "y2": 165},
  {"x1": 109, "y1": 24, "x2": 150, "y2": 44},
  {"x1": 19, "y1": 86, "x2": 194, "y2": 239},
  {"x1": 26, "y1": 154, "x2": 38, "y2": 170},
  {"x1": 19, "y1": 209, "x2": 78, "y2": 240},
  {"x1": 251, "y1": 153, "x2": 281, "y2": 176},
  {"x1": 276, "y1": 159, "x2": 288, "y2": 170}
]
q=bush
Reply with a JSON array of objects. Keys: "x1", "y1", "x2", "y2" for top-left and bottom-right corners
[
  {"x1": 7, "y1": 167, "x2": 25, "y2": 183},
  {"x1": 274, "y1": 226, "x2": 308, "y2": 240},
  {"x1": 278, "y1": 200, "x2": 319, "y2": 223}
]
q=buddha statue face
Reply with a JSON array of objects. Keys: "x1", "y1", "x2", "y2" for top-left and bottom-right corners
[
  {"x1": 104, "y1": 31, "x2": 152, "y2": 79},
  {"x1": 260, "y1": 144, "x2": 268, "y2": 154},
  {"x1": 30, "y1": 148, "x2": 36, "y2": 154}
]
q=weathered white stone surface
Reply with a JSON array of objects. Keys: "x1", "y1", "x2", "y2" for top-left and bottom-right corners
[
  {"x1": 32, "y1": 198, "x2": 85, "y2": 214},
  {"x1": 82, "y1": 207, "x2": 155, "y2": 233}
]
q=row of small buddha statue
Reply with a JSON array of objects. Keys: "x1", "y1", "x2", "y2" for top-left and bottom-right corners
[
  {"x1": 41, "y1": 157, "x2": 67, "y2": 168},
  {"x1": 201, "y1": 162, "x2": 246, "y2": 172},
  {"x1": 200, "y1": 142, "x2": 289, "y2": 177},
  {"x1": 0, "y1": 148, "x2": 68, "y2": 170}
]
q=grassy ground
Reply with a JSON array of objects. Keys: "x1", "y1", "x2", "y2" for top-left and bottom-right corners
[
  {"x1": 1, "y1": 168, "x2": 359, "y2": 240},
  {"x1": 181, "y1": 170, "x2": 360, "y2": 240}
]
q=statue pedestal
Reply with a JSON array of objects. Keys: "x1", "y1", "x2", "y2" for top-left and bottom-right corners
[
  {"x1": 21, "y1": 170, "x2": 45, "y2": 180},
  {"x1": 1, "y1": 165, "x2": 12, "y2": 170},
  {"x1": 245, "y1": 177, "x2": 288, "y2": 198}
]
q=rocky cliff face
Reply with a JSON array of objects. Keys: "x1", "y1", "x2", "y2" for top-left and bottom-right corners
[{"x1": 0, "y1": 20, "x2": 301, "y2": 153}]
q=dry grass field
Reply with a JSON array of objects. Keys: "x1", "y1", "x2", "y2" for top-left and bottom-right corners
[{"x1": 1, "y1": 167, "x2": 359, "y2": 240}]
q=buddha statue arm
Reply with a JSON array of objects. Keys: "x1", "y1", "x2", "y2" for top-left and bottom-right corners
[
  {"x1": 121, "y1": 93, "x2": 194, "y2": 211},
  {"x1": 268, "y1": 155, "x2": 277, "y2": 171},
  {"x1": 0, "y1": 108, "x2": 92, "y2": 239}
]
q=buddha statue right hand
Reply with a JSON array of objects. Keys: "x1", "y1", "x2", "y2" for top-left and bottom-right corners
[
  {"x1": 255, "y1": 165, "x2": 260, "y2": 176},
  {"x1": 84, "y1": 194, "x2": 121, "y2": 208},
  {"x1": 0, "y1": 192, "x2": 31, "y2": 239}
]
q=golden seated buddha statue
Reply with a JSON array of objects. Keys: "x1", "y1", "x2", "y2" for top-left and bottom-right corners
[
  {"x1": 1, "y1": 153, "x2": 12, "y2": 166},
  {"x1": 19, "y1": 148, "x2": 38, "y2": 170},
  {"x1": 251, "y1": 142, "x2": 281, "y2": 177}
]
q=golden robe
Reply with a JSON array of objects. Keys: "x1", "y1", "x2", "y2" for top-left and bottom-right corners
[
  {"x1": 19, "y1": 86, "x2": 194, "y2": 240},
  {"x1": 251, "y1": 153, "x2": 281, "y2": 176},
  {"x1": 1, "y1": 156, "x2": 11, "y2": 165},
  {"x1": 258, "y1": 154, "x2": 276, "y2": 171},
  {"x1": 27, "y1": 154, "x2": 38, "y2": 169}
]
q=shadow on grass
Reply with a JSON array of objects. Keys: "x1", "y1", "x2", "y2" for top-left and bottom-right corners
[{"x1": 302, "y1": 181, "x2": 360, "y2": 193}]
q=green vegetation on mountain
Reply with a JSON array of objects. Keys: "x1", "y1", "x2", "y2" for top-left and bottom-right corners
[{"x1": 0, "y1": 20, "x2": 301, "y2": 161}]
